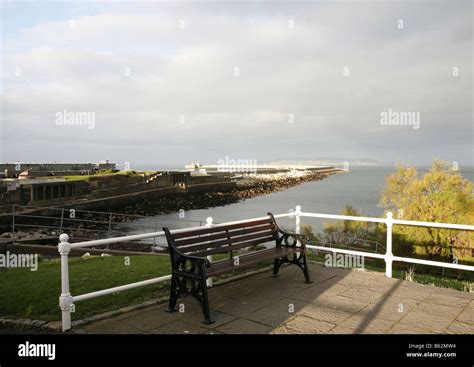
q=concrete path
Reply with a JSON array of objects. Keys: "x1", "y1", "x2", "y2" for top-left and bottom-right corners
[{"x1": 75, "y1": 264, "x2": 474, "y2": 334}]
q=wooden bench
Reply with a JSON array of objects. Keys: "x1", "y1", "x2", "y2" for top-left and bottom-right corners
[{"x1": 163, "y1": 213, "x2": 312, "y2": 324}]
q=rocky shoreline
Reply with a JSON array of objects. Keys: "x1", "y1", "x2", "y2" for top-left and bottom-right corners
[{"x1": 118, "y1": 169, "x2": 340, "y2": 216}]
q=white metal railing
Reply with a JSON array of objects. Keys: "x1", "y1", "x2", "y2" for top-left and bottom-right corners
[{"x1": 57, "y1": 206, "x2": 474, "y2": 331}]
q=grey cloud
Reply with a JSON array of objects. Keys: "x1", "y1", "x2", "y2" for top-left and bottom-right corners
[{"x1": 1, "y1": 1, "x2": 472, "y2": 166}]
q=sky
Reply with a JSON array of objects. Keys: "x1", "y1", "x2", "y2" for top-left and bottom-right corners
[{"x1": 0, "y1": 0, "x2": 472, "y2": 168}]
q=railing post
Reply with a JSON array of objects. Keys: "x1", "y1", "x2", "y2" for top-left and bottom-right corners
[
  {"x1": 206, "y1": 217, "x2": 213, "y2": 288},
  {"x1": 107, "y1": 212, "x2": 113, "y2": 236},
  {"x1": 295, "y1": 205, "x2": 302, "y2": 235},
  {"x1": 153, "y1": 217, "x2": 158, "y2": 250},
  {"x1": 59, "y1": 208, "x2": 65, "y2": 233},
  {"x1": 106, "y1": 212, "x2": 113, "y2": 249},
  {"x1": 11, "y1": 204, "x2": 15, "y2": 244},
  {"x1": 385, "y1": 212, "x2": 394, "y2": 278},
  {"x1": 58, "y1": 233, "x2": 73, "y2": 331}
]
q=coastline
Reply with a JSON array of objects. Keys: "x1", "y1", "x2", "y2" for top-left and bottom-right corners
[
  {"x1": 0, "y1": 169, "x2": 343, "y2": 246},
  {"x1": 119, "y1": 169, "x2": 343, "y2": 216}
]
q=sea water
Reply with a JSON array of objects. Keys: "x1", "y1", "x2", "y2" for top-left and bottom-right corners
[{"x1": 131, "y1": 165, "x2": 474, "y2": 238}]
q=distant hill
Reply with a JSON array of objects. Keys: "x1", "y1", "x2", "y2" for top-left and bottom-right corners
[{"x1": 267, "y1": 158, "x2": 386, "y2": 166}]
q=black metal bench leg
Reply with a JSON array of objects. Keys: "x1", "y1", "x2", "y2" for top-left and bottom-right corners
[
  {"x1": 302, "y1": 252, "x2": 313, "y2": 284},
  {"x1": 166, "y1": 275, "x2": 179, "y2": 313},
  {"x1": 200, "y1": 266, "x2": 215, "y2": 325},
  {"x1": 271, "y1": 258, "x2": 282, "y2": 278},
  {"x1": 200, "y1": 285, "x2": 214, "y2": 325}
]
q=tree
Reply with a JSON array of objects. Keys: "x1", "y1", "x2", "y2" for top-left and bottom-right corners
[{"x1": 380, "y1": 161, "x2": 474, "y2": 259}]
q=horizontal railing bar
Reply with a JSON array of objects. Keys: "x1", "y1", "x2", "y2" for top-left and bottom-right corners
[
  {"x1": 15, "y1": 205, "x2": 151, "y2": 218},
  {"x1": 306, "y1": 245, "x2": 387, "y2": 259},
  {"x1": 15, "y1": 220, "x2": 203, "y2": 231},
  {"x1": 13, "y1": 209, "x2": 200, "y2": 223},
  {"x1": 210, "y1": 213, "x2": 291, "y2": 224},
  {"x1": 12, "y1": 205, "x2": 67, "y2": 212},
  {"x1": 14, "y1": 226, "x2": 125, "y2": 236},
  {"x1": 15, "y1": 206, "x2": 212, "y2": 224},
  {"x1": 72, "y1": 275, "x2": 172, "y2": 303},
  {"x1": 15, "y1": 214, "x2": 64, "y2": 220},
  {"x1": 300, "y1": 211, "x2": 474, "y2": 231},
  {"x1": 17, "y1": 215, "x2": 126, "y2": 226},
  {"x1": 392, "y1": 219, "x2": 474, "y2": 231},
  {"x1": 70, "y1": 213, "x2": 291, "y2": 249},
  {"x1": 300, "y1": 212, "x2": 386, "y2": 223},
  {"x1": 307, "y1": 245, "x2": 474, "y2": 271},
  {"x1": 14, "y1": 223, "x2": 211, "y2": 236},
  {"x1": 314, "y1": 243, "x2": 381, "y2": 254},
  {"x1": 63, "y1": 217, "x2": 208, "y2": 225},
  {"x1": 14, "y1": 224, "x2": 113, "y2": 235},
  {"x1": 392, "y1": 256, "x2": 474, "y2": 271},
  {"x1": 69, "y1": 209, "x2": 148, "y2": 217},
  {"x1": 121, "y1": 222, "x2": 200, "y2": 226},
  {"x1": 109, "y1": 222, "x2": 170, "y2": 228},
  {"x1": 70, "y1": 231, "x2": 166, "y2": 249},
  {"x1": 13, "y1": 223, "x2": 60, "y2": 228}
]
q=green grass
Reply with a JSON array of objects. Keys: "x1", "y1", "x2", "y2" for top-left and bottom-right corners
[
  {"x1": 0, "y1": 252, "x2": 272, "y2": 323},
  {"x1": 0, "y1": 255, "x2": 171, "y2": 322},
  {"x1": 94, "y1": 170, "x2": 144, "y2": 177},
  {"x1": 60, "y1": 170, "x2": 149, "y2": 181},
  {"x1": 62, "y1": 175, "x2": 91, "y2": 181},
  {"x1": 402, "y1": 273, "x2": 472, "y2": 291}
]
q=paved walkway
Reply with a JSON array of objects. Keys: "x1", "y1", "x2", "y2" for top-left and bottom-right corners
[{"x1": 76, "y1": 264, "x2": 474, "y2": 334}]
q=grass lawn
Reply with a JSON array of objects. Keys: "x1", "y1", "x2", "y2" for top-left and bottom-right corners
[
  {"x1": 0, "y1": 252, "x2": 272, "y2": 323},
  {"x1": 0, "y1": 255, "x2": 171, "y2": 322},
  {"x1": 59, "y1": 170, "x2": 154, "y2": 181},
  {"x1": 62, "y1": 175, "x2": 91, "y2": 181}
]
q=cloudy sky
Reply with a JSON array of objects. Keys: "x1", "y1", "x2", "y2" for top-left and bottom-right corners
[{"x1": 1, "y1": 0, "x2": 472, "y2": 168}]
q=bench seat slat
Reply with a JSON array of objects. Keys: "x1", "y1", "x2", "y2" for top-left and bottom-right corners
[
  {"x1": 170, "y1": 218, "x2": 272, "y2": 239},
  {"x1": 174, "y1": 224, "x2": 275, "y2": 247},
  {"x1": 190, "y1": 235, "x2": 277, "y2": 257},
  {"x1": 182, "y1": 231, "x2": 277, "y2": 254},
  {"x1": 206, "y1": 246, "x2": 299, "y2": 277}
]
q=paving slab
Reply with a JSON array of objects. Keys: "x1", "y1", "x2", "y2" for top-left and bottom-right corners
[
  {"x1": 280, "y1": 315, "x2": 336, "y2": 334},
  {"x1": 75, "y1": 264, "x2": 474, "y2": 334}
]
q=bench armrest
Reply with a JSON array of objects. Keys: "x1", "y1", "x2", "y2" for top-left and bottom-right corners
[
  {"x1": 279, "y1": 231, "x2": 309, "y2": 248},
  {"x1": 281, "y1": 231, "x2": 310, "y2": 243},
  {"x1": 267, "y1": 212, "x2": 309, "y2": 248},
  {"x1": 174, "y1": 250, "x2": 210, "y2": 267},
  {"x1": 183, "y1": 253, "x2": 210, "y2": 266}
]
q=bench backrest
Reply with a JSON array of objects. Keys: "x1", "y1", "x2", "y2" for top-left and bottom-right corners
[{"x1": 163, "y1": 216, "x2": 278, "y2": 258}]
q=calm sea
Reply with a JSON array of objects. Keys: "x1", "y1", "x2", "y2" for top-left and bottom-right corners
[{"x1": 131, "y1": 165, "x2": 474, "y2": 233}]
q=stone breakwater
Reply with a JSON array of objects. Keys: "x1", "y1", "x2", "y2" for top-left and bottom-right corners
[
  {"x1": 120, "y1": 170, "x2": 339, "y2": 216},
  {"x1": 234, "y1": 170, "x2": 332, "y2": 199}
]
